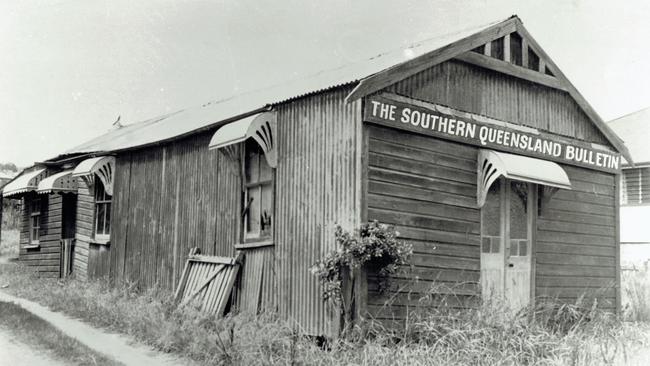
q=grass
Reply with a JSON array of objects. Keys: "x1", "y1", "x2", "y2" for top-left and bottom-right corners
[
  {"x1": 0, "y1": 229, "x2": 19, "y2": 258},
  {"x1": 1, "y1": 261, "x2": 649, "y2": 365},
  {"x1": 622, "y1": 265, "x2": 650, "y2": 321},
  {"x1": 0, "y1": 300, "x2": 123, "y2": 366}
]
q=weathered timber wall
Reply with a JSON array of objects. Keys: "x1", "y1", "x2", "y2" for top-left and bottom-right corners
[
  {"x1": 73, "y1": 179, "x2": 94, "y2": 280},
  {"x1": 536, "y1": 165, "x2": 618, "y2": 310},
  {"x1": 386, "y1": 60, "x2": 611, "y2": 146},
  {"x1": 19, "y1": 193, "x2": 62, "y2": 278},
  {"x1": 109, "y1": 132, "x2": 241, "y2": 290},
  {"x1": 366, "y1": 125, "x2": 481, "y2": 321},
  {"x1": 275, "y1": 87, "x2": 362, "y2": 337}
]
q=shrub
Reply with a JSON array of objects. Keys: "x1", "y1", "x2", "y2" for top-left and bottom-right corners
[{"x1": 311, "y1": 221, "x2": 412, "y2": 305}]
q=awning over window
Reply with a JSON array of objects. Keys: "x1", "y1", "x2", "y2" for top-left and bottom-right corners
[
  {"x1": 477, "y1": 150, "x2": 571, "y2": 207},
  {"x1": 1, "y1": 168, "x2": 47, "y2": 198},
  {"x1": 208, "y1": 112, "x2": 277, "y2": 168},
  {"x1": 37, "y1": 170, "x2": 77, "y2": 194},
  {"x1": 72, "y1": 156, "x2": 116, "y2": 195}
]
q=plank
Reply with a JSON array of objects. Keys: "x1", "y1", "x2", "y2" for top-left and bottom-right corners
[
  {"x1": 369, "y1": 168, "x2": 476, "y2": 197},
  {"x1": 368, "y1": 208, "x2": 479, "y2": 235},
  {"x1": 454, "y1": 52, "x2": 566, "y2": 91},
  {"x1": 369, "y1": 153, "x2": 476, "y2": 185},
  {"x1": 369, "y1": 180, "x2": 476, "y2": 208}
]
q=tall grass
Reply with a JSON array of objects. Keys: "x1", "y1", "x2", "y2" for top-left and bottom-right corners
[
  {"x1": 0, "y1": 262, "x2": 649, "y2": 365},
  {"x1": 622, "y1": 264, "x2": 650, "y2": 321},
  {"x1": 0, "y1": 229, "x2": 19, "y2": 258}
]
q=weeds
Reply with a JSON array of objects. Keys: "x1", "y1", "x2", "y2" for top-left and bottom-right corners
[
  {"x1": 1, "y1": 261, "x2": 649, "y2": 365},
  {"x1": 0, "y1": 229, "x2": 19, "y2": 258}
]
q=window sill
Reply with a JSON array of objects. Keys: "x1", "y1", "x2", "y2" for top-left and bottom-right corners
[
  {"x1": 235, "y1": 240, "x2": 274, "y2": 249},
  {"x1": 24, "y1": 244, "x2": 40, "y2": 250},
  {"x1": 90, "y1": 238, "x2": 110, "y2": 246}
]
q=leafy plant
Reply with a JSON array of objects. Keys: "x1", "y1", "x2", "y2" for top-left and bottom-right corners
[{"x1": 311, "y1": 221, "x2": 413, "y2": 305}]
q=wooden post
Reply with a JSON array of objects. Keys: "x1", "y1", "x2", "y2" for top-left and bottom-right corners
[
  {"x1": 521, "y1": 38, "x2": 528, "y2": 68},
  {"x1": 0, "y1": 196, "x2": 3, "y2": 247},
  {"x1": 503, "y1": 34, "x2": 511, "y2": 63}
]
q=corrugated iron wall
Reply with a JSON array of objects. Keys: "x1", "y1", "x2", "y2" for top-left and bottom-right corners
[
  {"x1": 275, "y1": 87, "x2": 362, "y2": 337},
  {"x1": 109, "y1": 131, "x2": 241, "y2": 290},
  {"x1": 74, "y1": 180, "x2": 96, "y2": 280},
  {"x1": 386, "y1": 60, "x2": 611, "y2": 146}
]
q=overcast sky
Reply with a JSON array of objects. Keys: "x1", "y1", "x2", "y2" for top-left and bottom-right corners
[{"x1": 1, "y1": 0, "x2": 649, "y2": 167}]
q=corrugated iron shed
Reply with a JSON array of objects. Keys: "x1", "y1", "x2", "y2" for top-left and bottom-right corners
[{"x1": 608, "y1": 107, "x2": 650, "y2": 165}]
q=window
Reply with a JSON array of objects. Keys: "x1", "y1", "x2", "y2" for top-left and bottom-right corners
[
  {"x1": 242, "y1": 140, "x2": 274, "y2": 241},
  {"x1": 94, "y1": 180, "x2": 111, "y2": 241},
  {"x1": 481, "y1": 179, "x2": 533, "y2": 256},
  {"x1": 29, "y1": 198, "x2": 41, "y2": 244},
  {"x1": 622, "y1": 167, "x2": 650, "y2": 206}
]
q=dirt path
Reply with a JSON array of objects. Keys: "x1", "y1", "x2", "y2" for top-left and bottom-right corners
[
  {"x1": 0, "y1": 291, "x2": 193, "y2": 366},
  {"x1": 0, "y1": 328, "x2": 68, "y2": 366}
]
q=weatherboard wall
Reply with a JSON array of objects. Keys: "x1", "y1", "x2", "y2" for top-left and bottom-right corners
[
  {"x1": 363, "y1": 59, "x2": 619, "y2": 321},
  {"x1": 19, "y1": 193, "x2": 62, "y2": 278}
]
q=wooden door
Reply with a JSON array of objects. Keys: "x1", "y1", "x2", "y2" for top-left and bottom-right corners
[{"x1": 481, "y1": 179, "x2": 534, "y2": 310}]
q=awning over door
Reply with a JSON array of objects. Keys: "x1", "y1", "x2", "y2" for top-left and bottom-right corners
[
  {"x1": 37, "y1": 170, "x2": 77, "y2": 194},
  {"x1": 208, "y1": 112, "x2": 277, "y2": 168},
  {"x1": 1, "y1": 168, "x2": 47, "y2": 198},
  {"x1": 477, "y1": 150, "x2": 571, "y2": 207},
  {"x1": 72, "y1": 156, "x2": 116, "y2": 195}
]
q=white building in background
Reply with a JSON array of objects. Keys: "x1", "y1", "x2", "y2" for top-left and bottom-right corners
[{"x1": 608, "y1": 108, "x2": 650, "y2": 266}]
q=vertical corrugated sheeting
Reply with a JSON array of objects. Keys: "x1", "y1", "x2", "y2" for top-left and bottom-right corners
[
  {"x1": 19, "y1": 193, "x2": 62, "y2": 277},
  {"x1": 108, "y1": 131, "x2": 241, "y2": 290},
  {"x1": 237, "y1": 246, "x2": 275, "y2": 313},
  {"x1": 275, "y1": 87, "x2": 362, "y2": 337},
  {"x1": 386, "y1": 60, "x2": 611, "y2": 146}
]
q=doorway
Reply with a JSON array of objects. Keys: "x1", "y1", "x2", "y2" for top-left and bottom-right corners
[
  {"x1": 60, "y1": 194, "x2": 77, "y2": 278},
  {"x1": 480, "y1": 178, "x2": 536, "y2": 310}
]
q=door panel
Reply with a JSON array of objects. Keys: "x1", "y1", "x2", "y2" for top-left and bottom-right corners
[
  {"x1": 504, "y1": 182, "x2": 532, "y2": 310},
  {"x1": 481, "y1": 179, "x2": 534, "y2": 310},
  {"x1": 480, "y1": 179, "x2": 504, "y2": 301}
]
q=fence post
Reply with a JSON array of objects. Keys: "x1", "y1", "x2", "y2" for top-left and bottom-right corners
[{"x1": 0, "y1": 196, "x2": 4, "y2": 246}]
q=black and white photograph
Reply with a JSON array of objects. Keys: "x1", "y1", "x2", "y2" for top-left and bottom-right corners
[{"x1": 1, "y1": 1, "x2": 650, "y2": 365}]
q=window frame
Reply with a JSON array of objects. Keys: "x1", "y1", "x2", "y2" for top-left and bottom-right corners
[
  {"x1": 29, "y1": 197, "x2": 41, "y2": 245},
  {"x1": 93, "y1": 179, "x2": 112, "y2": 243},
  {"x1": 240, "y1": 140, "x2": 275, "y2": 244}
]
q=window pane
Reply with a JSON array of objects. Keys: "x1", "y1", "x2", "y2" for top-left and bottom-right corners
[
  {"x1": 490, "y1": 238, "x2": 500, "y2": 253},
  {"x1": 96, "y1": 203, "x2": 105, "y2": 235},
  {"x1": 259, "y1": 156, "x2": 272, "y2": 182},
  {"x1": 519, "y1": 241, "x2": 528, "y2": 256},
  {"x1": 105, "y1": 203, "x2": 111, "y2": 235},
  {"x1": 246, "y1": 187, "x2": 261, "y2": 234},
  {"x1": 510, "y1": 182, "x2": 528, "y2": 239},
  {"x1": 245, "y1": 144, "x2": 260, "y2": 183},
  {"x1": 482, "y1": 179, "x2": 501, "y2": 236},
  {"x1": 260, "y1": 184, "x2": 273, "y2": 235},
  {"x1": 510, "y1": 240, "x2": 519, "y2": 256},
  {"x1": 481, "y1": 237, "x2": 491, "y2": 253}
]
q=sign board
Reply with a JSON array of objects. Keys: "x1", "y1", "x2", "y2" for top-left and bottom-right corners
[{"x1": 364, "y1": 94, "x2": 621, "y2": 173}]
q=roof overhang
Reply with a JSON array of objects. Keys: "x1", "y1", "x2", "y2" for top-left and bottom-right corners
[
  {"x1": 72, "y1": 156, "x2": 116, "y2": 195},
  {"x1": 209, "y1": 111, "x2": 277, "y2": 168},
  {"x1": 1, "y1": 168, "x2": 48, "y2": 198},
  {"x1": 477, "y1": 149, "x2": 571, "y2": 207},
  {"x1": 37, "y1": 170, "x2": 77, "y2": 194}
]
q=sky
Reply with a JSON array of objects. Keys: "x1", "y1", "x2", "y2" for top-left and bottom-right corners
[{"x1": 1, "y1": 0, "x2": 649, "y2": 167}]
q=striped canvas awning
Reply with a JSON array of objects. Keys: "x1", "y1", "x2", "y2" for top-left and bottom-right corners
[
  {"x1": 72, "y1": 156, "x2": 116, "y2": 195},
  {"x1": 477, "y1": 149, "x2": 571, "y2": 207},
  {"x1": 209, "y1": 112, "x2": 277, "y2": 168},
  {"x1": 1, "y1": 168, "x2": 47, "y2": 198},
  {"x1": 37, "y1": 170, "x2": 77, "y2": 194}
]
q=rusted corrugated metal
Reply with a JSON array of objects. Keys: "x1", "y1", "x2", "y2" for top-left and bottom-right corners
[
  {"x1": 108, "y1": 131, "x2": 240, "y2": 289},
  {"x1": 275, "y1": 87, "x2": 362, "y2": 337},
  {"x1": 386, "y1": 60, "x2": 611, "y2": 146}
]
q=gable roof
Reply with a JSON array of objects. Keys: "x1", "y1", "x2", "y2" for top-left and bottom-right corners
[
  {"x1": 52, "y1": 15, "x2": 631, "y2": 164},
  {"x1": 608, "y1": 107, "x2": 650, "y2": 165}
]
